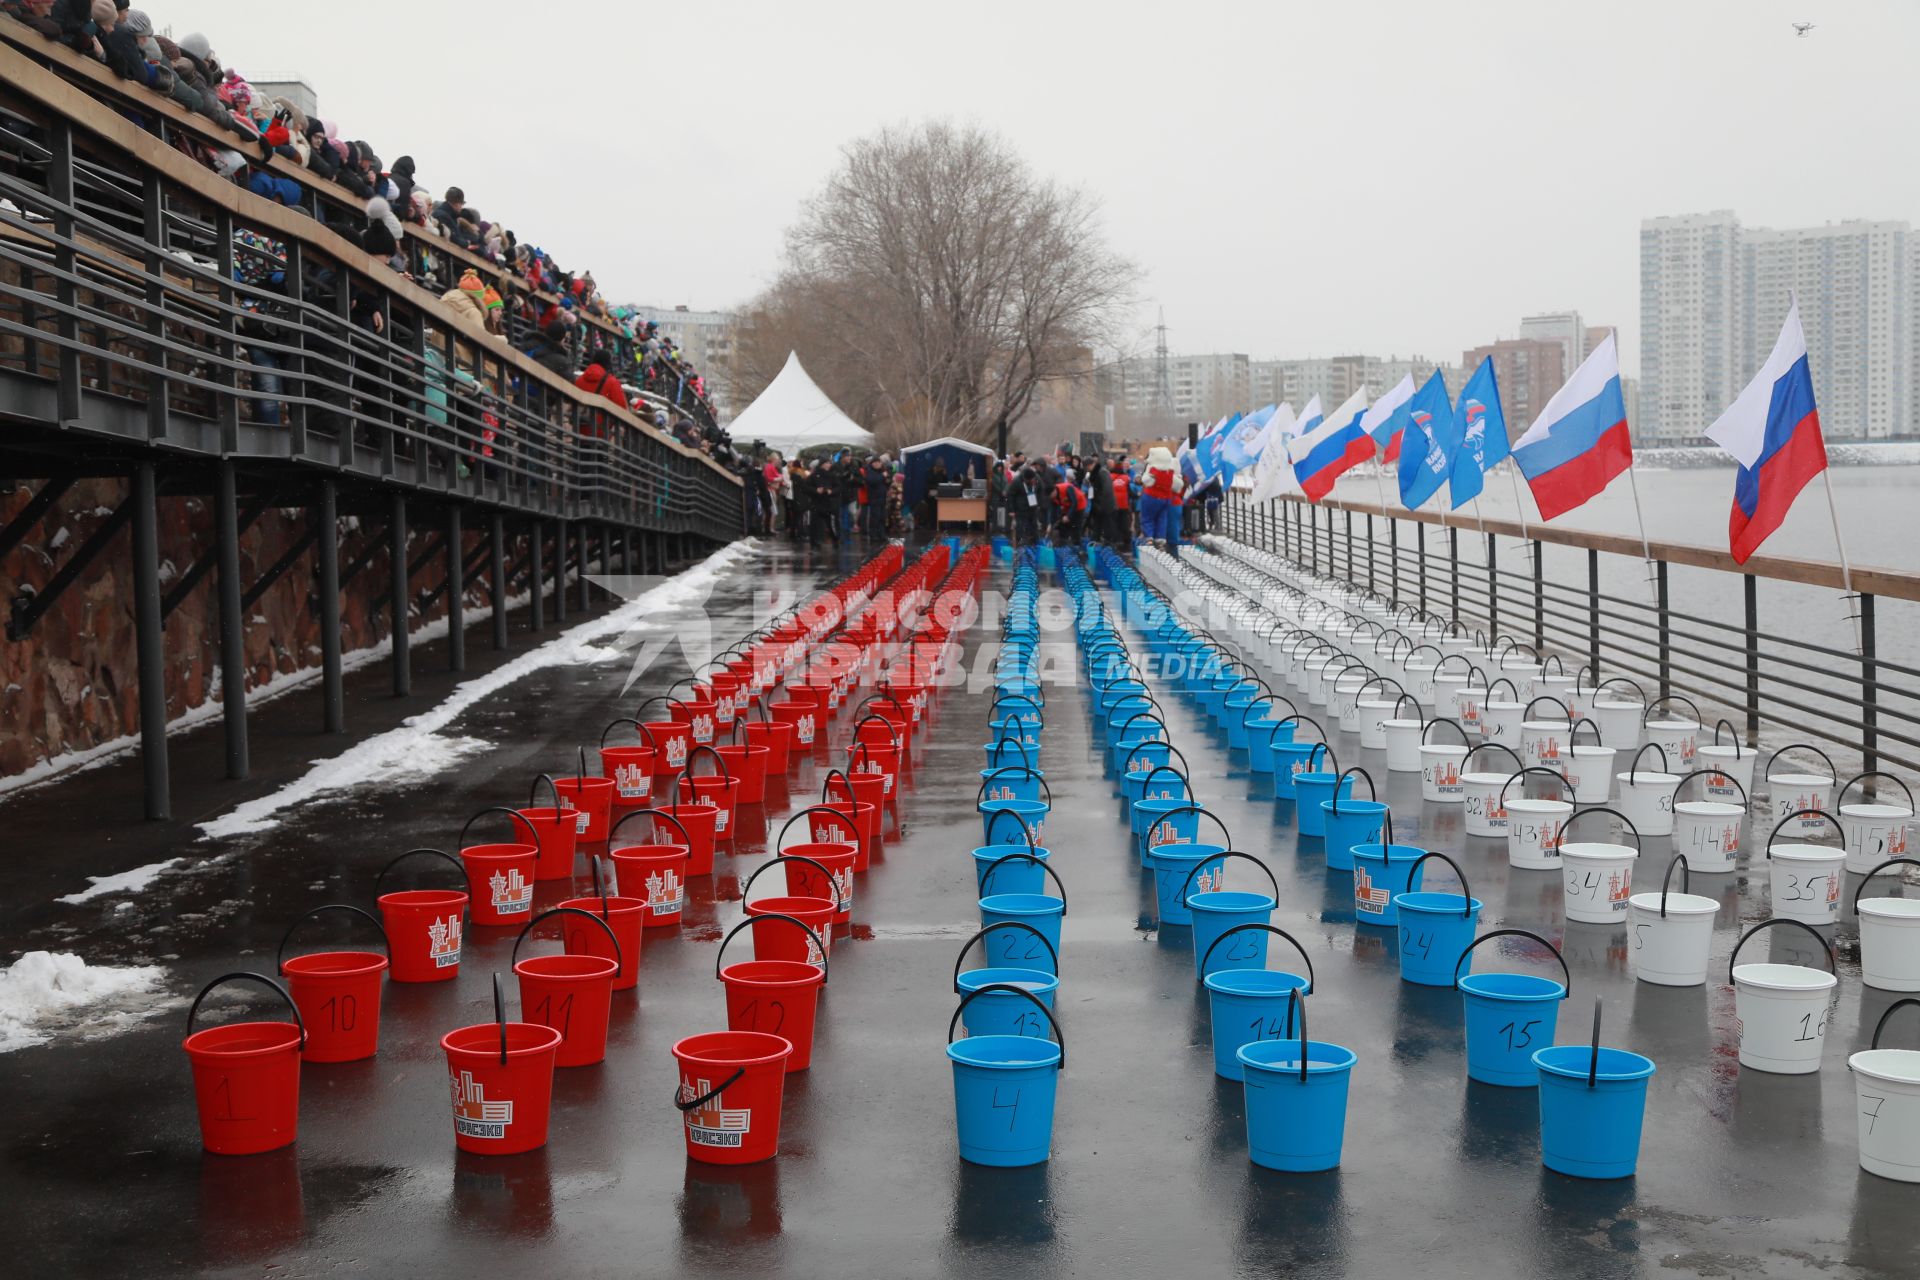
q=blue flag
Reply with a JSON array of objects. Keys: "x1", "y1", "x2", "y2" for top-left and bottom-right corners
[
  {"x1": 1396, "y1": 370, "x2": 1460, "y2": 510},
  {"x1": 1221, "y1": 405, "x2": 1275, "y2": 471},
  {"x1": 1447, "y1": 356, "x2": 1510, "y2": 509}
]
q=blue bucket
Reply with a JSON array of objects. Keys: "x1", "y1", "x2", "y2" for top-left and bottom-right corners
[
  {"x1": 1205, "y1": 970, "x2": 1312, "y2": 1080},
  {"x1": 947, "y1": 988, "x2": 1064, "y2": 1167},
  {"x1": 1351, "y1": 843, "x2": 1426, "y2": 926},
  {"x1": 1110, "y1": 731, "x2": 1166, "y2": 776},
  {"x1": 1239, "y1": 1028, "x2": 1357, "y2": 1172},
  {"x1": 1134, "y1": 797, "x2": 1198, "y2": 859},
  {"x1": 1151, "y1": 843, "x2": 1227, "y2": 926},
  {"x1": 1533, "y1": 1045, "x2": 1656, "y2": 1178},
  {"x1": 979, "y1": 799, "x2": 1049, "y2": 847},
  {"x1": 1454, "y1": 929, "x2": 1571, "y2": 1087},
  {"x1": 1395, "y1": 892, "x2": 1483, "y2": 987},
  {"x1": 1294, "y1": 772, "x2": 1351, "y2": 838},
  {"x1": 1123, "y1": 764, "x2": 1187, "y2": 814},
  {"x1": 1270, "y1": 741, "x2": 1323, "y2": 800},
  {"x1": 978, "y1": 766, "x2": 1046, "y2": 806},
  {"x1": 972, "y1": 845, "x2": 1052, "y2": 896},
  {"x1": 987, "y1": 717, "x2": 1042, "y2": 753},
  {"x1": 1320, "y1": 799, "x2": 1387, "y2": 873},
  {"x1": 959, "y1": 920, "x2": 1060, "y2": 978},
  {"x1": 954, "y1": 968, "x2": 1060, "y2": 1036},
  {"x1": 1245, "y1": 720, "x2": 1281, "y2": 773},
  {"x1": 982, "y1": 740, "x2": 1037, "y2": 775},
  {"x1": 1191, "y1": 893, "x2": 1277, "y2": 980},
  {"x1": 979, "y1": 893, "x2": 1065, "y2": 965}
]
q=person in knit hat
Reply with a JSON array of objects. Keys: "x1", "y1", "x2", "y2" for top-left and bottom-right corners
[
  {"x1": 440, "y1": 268, "x2": 488, "y2": 327},
  {"x1": 362, "y1": 196, "x2": 403, "y2": 260}
]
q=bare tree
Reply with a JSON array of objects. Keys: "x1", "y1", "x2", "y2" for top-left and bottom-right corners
[{"x1": 729, "y1": 122, "x2": 1135, "y2": 449}]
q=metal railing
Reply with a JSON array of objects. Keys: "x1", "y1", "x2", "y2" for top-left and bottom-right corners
[{"x1": 1225, "y1": 489, "x2": 1920, "y2": 778}]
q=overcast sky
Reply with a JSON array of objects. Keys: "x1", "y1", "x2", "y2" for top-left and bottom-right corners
[{"x1": 155, "y1": 0, "x2": 1914, "y2": 375}]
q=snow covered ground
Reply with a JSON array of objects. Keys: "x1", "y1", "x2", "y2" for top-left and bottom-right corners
[{"x1": 0, "y1": 951, "x2": 171, "y2": 1053}]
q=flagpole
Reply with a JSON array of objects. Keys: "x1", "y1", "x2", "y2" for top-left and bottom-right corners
[
  {"x1": 1819, "y1": 467, "x2": 1863, "y2": 654},
  {"x1": 1471, "y1": 496, "x2": 1484, "y2": 535}
]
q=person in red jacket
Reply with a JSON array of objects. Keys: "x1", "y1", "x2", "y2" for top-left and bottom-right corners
[
  {"x1": 1110, "y1": 465, "x2": 1132, "y2": 543},
  {"x1": 1051, "y1": 473, "x2": 1088, "y2": 544}
]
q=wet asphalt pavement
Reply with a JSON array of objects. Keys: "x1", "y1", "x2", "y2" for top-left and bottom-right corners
[{"x1": 3, "y1": 538, "x2": 1919, "y2": 1278}]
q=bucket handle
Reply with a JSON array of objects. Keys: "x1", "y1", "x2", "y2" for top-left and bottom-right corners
[
  {"x1": 1198, "y1": 923, "x2": 1315, "y2": 993},
  {"x1": 1330, "y1": 766, "x2": 1377, "y2": 811},
  {"x1": 1500, "y1": 767, "x2": 1572, "y2": 806},
  {"x1": 1542, "y1": 653, "x2": 1566, "y2": 677},
  {"x1": 1642, "y1": 694, "x2": 1703, "y2": 727},
  {"x1": 1568, "y1": 717, "x2": 1605, "y2": 748},
  {"x1": 1135, "y1": 764, "x2": 1189, "y2": 797},
  {"x1": 676, "y1": 1066, "x2": 748, "y2": 1113},
  {"x1": 459, "y1": 805, "x2": 541, "y2": 853},
  {"x1": 1712, "y1": 718, "x2": 1743, "y2": 756},
  {"x1": 1659, "y1": 854, "x2": 1690, "y2": 918},
  {"x1": 1464, "y1": 742, "x2": 1524, "y2": 774},
  {"x1": 988, "y1": 735, "x2": 1035, "y2": 771},
  {"x1": 1523, "y1": 695, "x2": 1572, "y2": 722},
  {"x1": 1148, "y1": 803, "x2": 1231, "y2": 852},
  {"x1": 1405, "y1": 851, "x2": 1474, "y2": 917},
  {"x1": 528, "y1": 772, "x2": 563, "y2": 813},
  {"x1": 820, "y1": 768, "x2": 863, "y2": 808},
  {"x1": 1855, "y1": 860, "x2": 1920, "y2": 912},
  {"x1": 1450, "y1": 928, "x2": 1570, "y2": 997},
  {"x1": 276, "y1": 904, "x2": 390, "y2": 970},
  {"x1": 686, "y1": 743, "x2": 732, "y2": 782},
  {"x1": 776, "y1": 804, "x2": 866, "y2": 852},
  {"x1": 1728, "y1": 917, "x2": 1835, "y2": 981},
  {"x1": 1552, "y1": 806, "x2": 1643, "y2": 853},
  {"x1": 978, "y1": 853, "x2": 1068, "y2": 910},
  {"x1": 1269, "y1": 714, "x2": 1327, "y2": 747},
  {"x1": 854, "y1": 690, "x2": 913, "y2": 722},
  {"x1": 1354, "y1": 675, "x2": 1404, "y2": 703},
  {"x1": 1763, "y1": 741, "x2": 1837, "y2": 783},
  {"x1": 608, "y1": 806, "x2": 694, "y2": 849},
  {"x1": 186, "y1": 972, "x2": 306, "y2": 1049},
  {"x1": 740, "y1": 854, "x2": 842, "y2": 909},
  {"x1": 1302, "y1": 742, "x2": 1338, "y2": 776},
  {"x1": 1672, "y1": 767, "x2": 1749, "y2": 808},
  {"x1": 991, "y1": 691, "x2": 1044, "y2": 720},
  {"x1": 1839, "y1": 771, "x2": 1915, "y2": 812},
  {"x1": 598, "y1": 717, "x2": 659, "y2": 751},
  {"x1": 853, "y1": 713, "x2": 905, "y2": 754},
  {"x1": 946, "y1": 984, "x2": 1064, "y2": 1070},
  {"x1": 1871, "y1": 999, "x2": 1920, "y2": 1050},
  {"x1": 1389, "y1": 694, "x2": 1420, "y2": 721},
  {"x1": 1421, "y1": 718, "x2": 1470, "y2": 748},
  {"x1": 983, "y1": 807, "x2": 1039, "y2": 848},
  {"x1": 1485, "y1": 677, "x2": 1519, "y2": 702},
  {"x1": 1592, "y1": 676, "x2": 1646, "y2": 705},
  {"x1": 1435, "y1": 652, "x2": 1474, "y2": 678},
  {"x1": 1626, "y1": 742, "x2": 1670, "y2": 782},
  {"x1": 1247, "y1": 691, "x2": 1302, "y2": 729},
  {"x1": 373, "y1": 847, "x2": 468, "y2": 896},
  {"x1": 1764, "y1": 808, "x2": 1843, "y2": 855},
  {"x1": 511, "y1": 905, "x2": 622, "y2": 972},
  {"x1": 951, "y1": 922, "x2": 1060, "y2": 987},
  {"x1": 1289, "y1": 988, "x2": 1311, "y2": 1084},
  {"x1": 975, "y1": 766, "x2": 1054, "y2": 807},
  {"x1": 714, "y1": 912, "x2": 829, "y2": 982},
  {"x1": 1179, "y1": 851, "x2": 1279, "y2": 910},
  {"x1": 1587, "y1": 996, "x2": 1603, "y2": 1088}
]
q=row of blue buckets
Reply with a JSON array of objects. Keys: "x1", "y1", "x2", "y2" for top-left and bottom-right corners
[{"x1": 1103, "y1": 545, "x2": 1656, "y2": 1178}]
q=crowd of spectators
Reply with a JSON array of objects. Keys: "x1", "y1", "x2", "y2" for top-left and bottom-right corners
[
  {"x1": 4, "y1": 0, "x2": 739, "y2": 473},
  {"x1": 983, "y1": 446, "x2": 1221, "y2": 551}
]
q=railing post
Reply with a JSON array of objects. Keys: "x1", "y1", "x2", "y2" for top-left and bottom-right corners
[
  {"x1": 215, "y1": 460, "x2": 248, "y2": 778},
  {"x1": 530, "y1": 518, "x2": 545, "y2": 632},
  {"x1": 1486, "y1": 533, "x2": 1498, "y2": 639},
  {"x1": 1389, "y1": 518, "x2": 1399, "y2": 604},
  {"x1": 319, "y1": 479, "x2": 343, "y2": 732},
  {"x1": 1366, "y1": 513, "x2": 1375, "y2": 592},
  {"x1": 47, "y1": 119, "x2": 80, "y2": 424},
  {"x1": 1656, "y1": 559, "x2": 1671, "y2": 701},
  {"x1": 132, "y1": 461, "x2": 170, "y2": 819},
  {"x1": 447, "y1": 505, "x2": 465, "y2": 672},
  {"x1": 391, "y1": 492, "x2": 411, "y2": 696},
  {"x1": 1862, "y1": 593, "x2": 1879, "y2": 777},
  {"x1": 1343, "y1": 509, "x2": 1354, "y2": 583},
  {"x1": 553, "y1": 519, "x2": 567, "y2": 623},
  {"x1": 1416, "y1": 522, "x2": 1427, "y2": 613},
  {"x1": 1532, "y1": 539, "x2": 1545, "y2": 652},
  {"x1": 1743, "y1": 572, "x2": 1759, "y2": 746},
  {"x1": 491, "y1": 512, "x2": 509, "y2": 650},
  {"x1": 1588, "y1": 549, "x2": 1602, "y2": 679},
  {"x1": 140, "y1": 170, "x2": 170, "y2": 444},
  {"x1": 1449, "y1": 526, "x2": 1460, "y2": 625}
]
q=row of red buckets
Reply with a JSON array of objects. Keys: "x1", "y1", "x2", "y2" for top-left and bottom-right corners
[{"x1": 178, "y1": 544, "x2": 967, "y2": 1158}]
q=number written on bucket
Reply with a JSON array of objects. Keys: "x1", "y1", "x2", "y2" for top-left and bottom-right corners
[{"x1": 1499, "y1": 1019, "x2": 1542, "y2": 1052}]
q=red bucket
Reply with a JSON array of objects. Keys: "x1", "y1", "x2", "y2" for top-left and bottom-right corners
[
  {"x1": 671, "y1": 696, "x2": 720, "y2": 747},
  {"x1": 517, "y1": 778, "x2": 581, "y2": 882},
  {"x1": 848, "y1": 742, "x2": 900, "y2": 799},
  {"x1": 708, "y1": 674, "x2": 743, "y2": 728},
  {"x1": 553, "y1": 774, "x2": 616, "y2": 846},
  {"x1": 461, "y1": 848, "x2": 538, "y2": 928},
  {"x1": 714, "y1": 742, "x2": 770, "y2": 806},
  {"x1": 716, "y1": 919, "x2": 826, "y2": 1072},
  {"x1": 513, "y1": 907, "x2": 622, "y2": 1067},
  {"x1": 778, "y1": 845, "x2": 857, "y2": 924},
  {"x1": 374, "y1": 848, "x2": 469, "y2": 982},
  {"x1": 276, "y1": 905, "x2": 388, "y2": 1063},
  {"x1": 855, "y1": 715, "x2": 905, "y2": 751},
  {"x1": 183, "y1": 973, "x2": 305, "y2": 1155},
  {"x1": 661, "y1": 796, "x2": 720, "y2": 876},
  {"x1": 768, "y1": 701, "x2": 820, "y2": 754},
  {"x1": 687, "y1": 777, "x2": 742, "y2": 839},
  {"x1": 825, "y1": 771, "x2": 886, "y2": 845},
  {"x1": 610, "y1": 843, "x2": 690, "y2": 926},
  {"x1": 885, "y1": 681, "x2": 928, "y2": 724},
  {"x1": 640, "y1": 719, "x2": 692, "y2": 775},
  {"x1": 598, "y1": 718, "x2": 661, "y2": 813},
  {"x1": 742, "y1": 719, "x2": 794, "y2": 774},
  {"x1": 443, "y1": 1002, "x2": 563, "y2": 1156},
  {"x1": 744, "y1": 896, "x2": 834, "y2": 966},
  {"x1": 558, "y1": 895, "x2": 646, "y2": 992},
  {"x1": 672, "y1": 1031, "x2": 793, "y2": 1164}
]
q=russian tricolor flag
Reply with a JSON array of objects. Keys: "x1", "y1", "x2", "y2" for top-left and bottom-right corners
[
  {"x1": 1290, "y1": 389, "x2": 1372, "y2": 503},
  {"x1": 1511, "y1": 333, "x2": 1632, "y2": 522},
  {"x1": 1706, "y1": 302, "x2": 1827, "y2": 563},
  {"x1": 1360, "y1": 374, "x2": 1415, "y2": 464}
]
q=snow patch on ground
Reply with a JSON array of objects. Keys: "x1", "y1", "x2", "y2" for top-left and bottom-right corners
[
  {"x1": 0, "y1": 951, "x2": 171, "y2": 1053},
  {"x1": 58, "y1": 858, "x2": 188, "y2": 904},
  {"x1": 197, "y1": 541, "x2": 757, "y2": 839}
]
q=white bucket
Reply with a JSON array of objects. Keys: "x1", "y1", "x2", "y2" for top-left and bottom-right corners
[
  {"x1": 1561, "y1": 842, "x2": 1638, "y2": 923},
  {"x1": 1768, "y1": 773, "x2": 1834, "y2": 836},
  {"x1": 1331, "y1": 675, "x2": 1369, "y2": 733},
  {"x1": 1461, "y1": 772, "x2": 1511, "y2": 837},
  {"x1": 1451, "y1": 685, "x2": 1489, "y2": 737},
  {"x1": 1673, "y1": 801, "x2": 1745, "y2": 873},
  {"x1": 1506, "y1": 797, "x2": 1573, "y2": 870},
  {"x1": 1694, "y1": 744, "x2": 1756, "y2": 803},
  {"x1": 1857, "y1": 897, "x2": 1920, "y2": 992},
  {"x1": 1419, "y1": 746, "x2": 1469, "y2": 803},
  {"x1": 1565, "y1": 746, "x2": 1617, "y2": 804},
  {"x1": 1499, "y1": 661, "x2": 1543, "y2": 699},
  {"x1": 1481, "y1": 701, "x2": 1525, "y2": 748},
  {"x1": 1358, "y1": 700, "x2": 1395, "y2": 751},
  {"x1": 1520, "y1": 720, "x2": 1572, "y2": 776},
  {"x1": 1842, "y1": 803, "x2": 1915, "y2": 876},
  {"x1": 1615, "y1": 769, "x2": 1680, "y2": 837},
  {"x1": 1733, "y1": 963, "x2": 1835, "y2": 1074},
  {"x1": 1432, "y1": 674, "x2": 1472, "y2": 727},
  {"x1": 1627, "y1": 891, "x2": 1720, "y2": 986},
  {"x1": 1592, "y1": 699, "x2": 1643, "y2": 752},
  {"x1": 1404, "y1": 659, "x2": 1441, "y2": 711},
  {"x1": 1383, "y1": 719, "x2": 1424, "y2": 773},
  {"x1": 1643, "y1": 718, "x2": 1700, "y2": 771},
  {"x1": 1534, "y1": 673, "x2": 1581, "y2": 718},
  {"x1": 1768, "y1": 842, "x2": 1845, "y2": 925},
  {"x1": 1849, "y1": 1048, "x2": 1920, "y2": 1182}
]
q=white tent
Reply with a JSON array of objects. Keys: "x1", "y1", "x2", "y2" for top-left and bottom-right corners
[{"x1": 727, "y1": 352, "x2": 876, "y2": 456}]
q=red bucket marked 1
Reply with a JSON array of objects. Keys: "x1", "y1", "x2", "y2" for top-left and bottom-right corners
[{"x1": 182, "y1": 973, "x2": 306, "y2": 1155}]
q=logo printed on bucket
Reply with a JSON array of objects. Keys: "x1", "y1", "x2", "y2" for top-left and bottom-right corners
[
  {"x1": 429, "y1": 915, "x2": 462, "y2": 967},
  {"x1": 450, "y1": 1069, "x2": 513, "y2": 1139},
  {"x1": 489, "y1": 868, "x2": 534, "y2": 915},
  {"x1": 615, "y1": 762, "x2": 650, "y2": 799},
  {"x1": 665, "y1": 737, "x2": 689, "y2": 768},
  {"x1": 796, "y1": 714, "x2": 816, "y2": 745},
  {"x1": 560, "y1": 798, "x2": 591, "y2": 835},
  {"x1": 1149, "y1": 820, "x2": 1190, "y2": 847},
  {"x1": 645, "y1": 867, "x2": 684, "y2": 914},
  {"x1": 683, "y1": 1076, "x2": 752, "y2": 1146},
  {"x1": 1355, "y1": 866, "x2": 1389, "y2": 911}
]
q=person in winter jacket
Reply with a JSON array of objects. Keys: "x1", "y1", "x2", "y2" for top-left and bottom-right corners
[
  {"x1": 1110, "y1": 461, "x2": 1135, "y2": 543},
  {"x1": 1050, "y1": 472, "x2": 1087, "y2": 544},
  {"x1": 861, "y1": 455, "x2": 888, "y2": 539},
  {"x1": 1139, "y1": 445, "x2": 1185, "y2": 549},
  {"x1": 1010, "y1": 465, "x2": 1043, "y2": 545},
  {"x1": 1088, "y1": 457, "x2": 1116, "y2": 545},
  {"x1": 361, "y1": 196, "x2": 402, "y2": 260},
  {"x1": 440, "y1": 267, "x2": 490, "y2": 328}
]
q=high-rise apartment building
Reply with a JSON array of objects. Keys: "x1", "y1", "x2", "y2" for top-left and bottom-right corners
[
  {"x1": 630, "y1": 305, "x2": 739, "y2": 416},
  {"x1": 1459, "y1": 338, "x2": 1566, "y2": 435},
  {"x1": 1640, "y1": 211, "x2": 1745, "y2": 444},
  {"x1": 1098, "y1": 352, "x2": 1250, "y2": 423}
]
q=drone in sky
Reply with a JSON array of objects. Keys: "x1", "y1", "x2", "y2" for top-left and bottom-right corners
[{"x1": 1792, "y1": 22, "x2": 1815, "y2": 37}]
